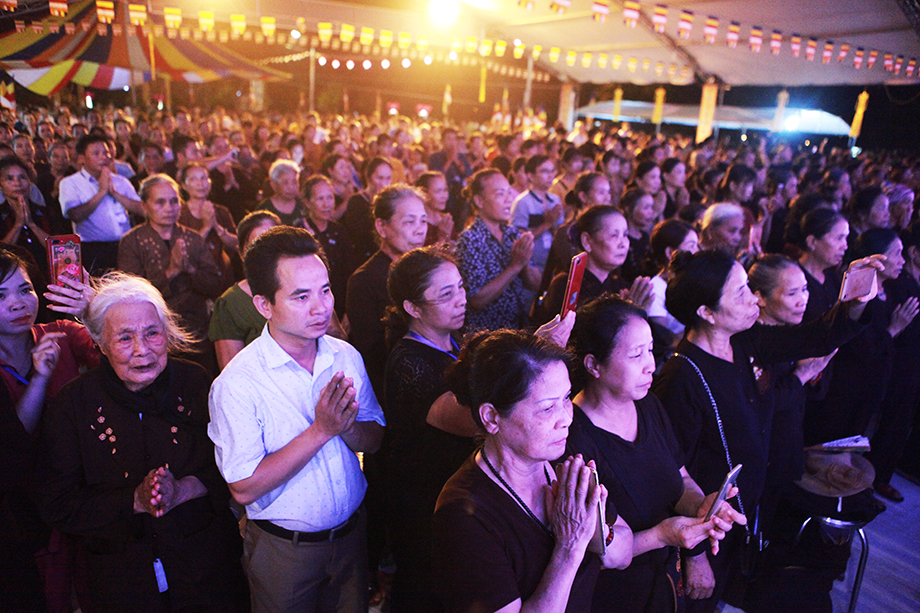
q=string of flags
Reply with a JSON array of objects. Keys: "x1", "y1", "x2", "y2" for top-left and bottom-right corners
[
  {"x1": 511, "y1": 0, "x2": 918, "y2": 77},
  {"x1": 3, "y1": 1, "x2": 918, "y2": 80}
]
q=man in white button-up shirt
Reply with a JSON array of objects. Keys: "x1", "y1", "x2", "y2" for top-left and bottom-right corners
[
  {"x1": 209, "y1": 226, "x2": 385, "y2": 613},
  {"x1": 59, "y1": 134, "x2": 143, "y2": 274}
]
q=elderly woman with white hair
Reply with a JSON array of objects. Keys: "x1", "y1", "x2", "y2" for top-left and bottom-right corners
[
  {"x1": 257, "y1": 158, "x2": 309, "y2": 228},
  {"x1": 35, "y1": 273, "x2": 248, "y2": 612},
  {"x1": 699, "y1": 203, "x2": 748, "y2": 258}
]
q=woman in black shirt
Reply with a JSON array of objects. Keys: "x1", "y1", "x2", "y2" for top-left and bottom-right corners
[{"x1": 567, "y1": 296, "x2": 743, "y2": 613}]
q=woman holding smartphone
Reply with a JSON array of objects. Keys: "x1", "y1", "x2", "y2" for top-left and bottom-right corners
[{"x1": 567, "y1": 295, "x2": 743, "y2": 613}]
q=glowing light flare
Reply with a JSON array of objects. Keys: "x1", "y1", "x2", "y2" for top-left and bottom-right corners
[
  {"x1": 318, "y1": 56, "x2": 327, "y2": 66},
  {"x1": 346, "y1": 60, "x2": 355, "y2": 69},
  {"x1": 429, "y1": 0, "x2": 460, "y2": 28},
  {"x1": 331, "y1": 59, "x2": 340, "y2": 69},
  {"x1": 291, "y1": 30, "x2": 301, "y2": 40},
  {"x1": 382, "y1": 59, "x2": 391, "y2": 69},
  {"x1": 363, "y1": 60, "x2": 372, "y2": 69},
  {"x1": 424, "y1": 55, "x2": 433, "y2": 65},
  {"x1": 402, "y1": 58, "x2": 412, "y2": 68}
]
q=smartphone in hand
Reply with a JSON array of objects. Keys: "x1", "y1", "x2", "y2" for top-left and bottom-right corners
[
  {"x1": 46, "y1": 234, "x2": 83, "y2": 284},
  {"x1": 561, "y1": 253, "x2": 587, "y2": 319},
  {"x1": 839, "y1": 264, "x2": 876, "y2": 302},
  {"x1": 704, "y1": 464, "x2": 742, "y2": 522}
]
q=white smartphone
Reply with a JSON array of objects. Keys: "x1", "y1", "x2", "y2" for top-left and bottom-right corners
[
  {"x1": 704, "y1": 464, "x2": 743, "y2": 522},
  {"x1": 587, "y1": 466, "x2": 607, "y2": 555}
]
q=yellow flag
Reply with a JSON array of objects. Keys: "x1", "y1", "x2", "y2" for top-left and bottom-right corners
[
  {"x1": 652, "y1": 87, "x2": 666, "y2": 125},
  {"x1": 696, "y1": 83, "x2": 718, "y2": 144},
  {"x1": 849, "y1": 91, "x2": 869, "y2": 138}
]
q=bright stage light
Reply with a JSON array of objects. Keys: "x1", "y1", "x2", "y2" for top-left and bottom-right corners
[
  {"x1": 331, "y1": 59, "x2": 340, "y2": 69},
  {"x1": 318, "y1": 56, "x2": 327, "y2": 66},
  {"x1": 402, "y1": 58, "x2": 411, "y2": 68},
  {"x1": 291, "y1": 30, "x2": 301, "y2": 40},
  {"x1": 382, "y1": 59, "x2": 391, "y2": 69},
  {"x1": 448, "y1": 51, "x2": 458, "y2": 61},
  {"x1": 424, "y1": 55, "x2": 433, "y2": 65},
  {"x1": 784, "y1": 114, "x2": 800, "y2": 132},
  {"x1": 363, "y1": 60, "x2": 372, "y2": 69},
  {"x1": 346, "y1": 60, "x2": 355, "y2": 70},
  {"x1": 123, "y1": 85, "x2": 130, "y2": 92},
  {"x1": 429, "y1": 0, "x2": 460, "y2": 28}
]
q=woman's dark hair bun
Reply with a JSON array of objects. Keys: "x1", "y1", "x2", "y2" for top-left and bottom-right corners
[
  {"x1": 444, "y1": 330, "x2": 490, "y2": 408},
  {"x1": 668, "y1": 249, "x2": 695, "y2": 275}
]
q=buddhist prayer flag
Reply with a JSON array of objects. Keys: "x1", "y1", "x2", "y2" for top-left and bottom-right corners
[
  {"x1": 32, "y1": 21, "x2": 44, "y2": 33},
  {"x1": 598, "y1": 53, "x2": 608, "y2": 68},
  {"x1": 549, "y1": 0, "x2": 571, "y2": 14},
  {"x1": 867, "y1": 50, "x2": 878, "y2": 69},
  {"x1": 612, "y1": 54, "x2": 622, "y2": 69},
  {"x1": 677, "y1": 10, "x2": 693, "y2": 39},
  {"x1": 399, "y1": 32, "x2": 412, "y2": 50},
  {"x1": 65, "y1": 21, "x2": 74, "y2": 34},
  {"x1": 822, "y1": 42, "x2": 833, "y2": 64},
  {"x1": 668, "y1": 63, "x2": 677, "y2": 77},
  {"x1": 727, "y1": 22, "x2": 740, "y2": 48},
  {"x1": 479, "y1": 39, "x2": 493, "y2": 56},
  {"x1": 513, "y1": 42, "x2": 525, "y2": 59},
  {"x1": 627, "y1": 57, "x2": 637, "y2": 72},
  {"x1": 642, "y1": 58, "x2": 651, "y2": 71},
  {"x1": 262, "y1": 17, "x2": 276, "y2": 38},
  {"x1": 837, "y1": 43, "x2": 850, "y2": 62},
  {"x1": 465, "y1": 36, "x2": 477, "y2": 53},
  {"x1": 494, "y1": 40, "x2": 506, "y2": 57},
  {"x1": 790, "y1": 34, "x2": 802, "y2": 57},
  {"x1": 128, "y1": 4, "x2": 146, "y2": 26},
  {"x1": 198, "y1": 11, "x2": 214, "y2": 32},
  {"x1": 654, "y1": 61, "x2": 664, "y2": 77},
  {"x1": 592, "y1": 0, "x2": 610, "y2": 22},
  {"x1": 360, "y1": 27, "x2": 374, "y2": 46},
  {"x1": 884, "y1": 52, "x2": 893, "y2": 71},
  {"x1": 519, "y1": 0, "x2": 534, "y2": 8},
  {"x1": 749, "y1": 26, "x2": 763, "y2": 52},
  {"x1": 230, "y1": 14, "x2": 246, "y2": 36},
  {"x1": 581, "y1": 52, "x2": 592, "y2": 67},
  {"x1": 895, "y1": 55, "x2": 904, "y2": 74},
  {"x1": 653, "y1": 5, "x2": 668, "y2": 33},
  {"x1": 549, "y1": 47, "x2": 561, "y2": 62},
  {"x1": 14, "y1": 19, "x2": 25, "y2": 32},
  {"x1": 96, "y1": 0, "x2": 114, "y2": 24},
  {"x1": 623, "y1": 1, "x2": 640, "y2": 28},
  {"x1": 805, "y1": 38, "x2": 817, "y2": 61},
  {"x1": 339, "y1": 24, "x2": 354, "y2": 43},
  {"x1": 566, "y1": 50, "x2": 577, "y2": 66},
  {"x1": 1, "y1": 0, "x2": 16, "y2": 11},
  {"x1": 907, "y1": 59, "x2": 916, "y2": 77},
  {"x1": 379, "y1": 30, "x2": 393, "y2": 48},
  {"x1": 531, "y1": 45, "x2": 542, "y2": 60},
  {"x1": 164, "y1": 7, "x2": 182, "y2": 30},
  {"x1": 704, "y1": 17, "x2": 718, "y2": 43},
  {"x1": 49, "y1": 0, "x2": 68, "y2": 17},
  {"x1": 770, "y1": 31, "x2": 782, "y2": 55}
]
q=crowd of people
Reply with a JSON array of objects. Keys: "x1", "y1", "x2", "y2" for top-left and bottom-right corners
[{"x1": 2, "y1": 100, "x2": 920, "y2": 613}]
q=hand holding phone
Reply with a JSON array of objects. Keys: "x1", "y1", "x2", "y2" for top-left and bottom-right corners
[
  {"x1": 46, "y1": 234, "x2": 83, "y2": 285},
  {"x1": 561, "y1": 253, "x2": 587, "y2": 318},
  {"x1": 704, "y1": 464, "x2": 742, "y2": 522}
]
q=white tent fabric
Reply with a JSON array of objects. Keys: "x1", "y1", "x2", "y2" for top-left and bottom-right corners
[
  {"x1": 576, "y1": 100, "x2": 853, "y2": 134},
  {"x1": 174, "y1": 0, "x2": 920, "y2": 87}
]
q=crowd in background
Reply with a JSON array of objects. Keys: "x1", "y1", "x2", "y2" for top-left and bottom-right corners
[{"x1": 3, "y1": 100, "x2": 920, "y2": 613}]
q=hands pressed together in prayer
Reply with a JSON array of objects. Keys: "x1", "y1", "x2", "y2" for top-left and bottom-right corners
[{"x1": 134, "y1": 465, "x2": 207, "y2": 517}]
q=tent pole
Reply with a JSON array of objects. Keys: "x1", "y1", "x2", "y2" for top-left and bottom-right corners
[
  {"x1": 523, "y1": 56, "x2": 533, "y2": 111},
  {"x1": 164, "y1": 78, "x2": 172, "y2": 115},
  {"x1": 309, "y1": 48, "x2": 316, "y2": 113},
  {"x1": 713, "y1": 85, "x2": 725, "y2": 141}
]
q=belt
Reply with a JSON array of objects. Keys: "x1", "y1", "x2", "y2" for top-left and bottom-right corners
[{"x1": 252, "y1": 511, "x2": 360, "y2": 544}]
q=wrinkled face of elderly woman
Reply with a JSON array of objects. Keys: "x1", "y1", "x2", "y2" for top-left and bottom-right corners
[{"x1": 100, "y1": 301, "x2": 169, "y2": 392}]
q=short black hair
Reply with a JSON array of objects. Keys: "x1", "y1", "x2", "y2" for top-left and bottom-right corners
[
  {"x1": 570, "y1": 294, "x2": 648, "y2": 391},
  {"x1": 75, "y1": 133, "x2": 109, "y2": 156},
  {"x1": 666, "y1": 249, "x2": 736, "y2": 328},
  {"x1": 244, "y1": 226, "x2": 327, "y2": 304}
]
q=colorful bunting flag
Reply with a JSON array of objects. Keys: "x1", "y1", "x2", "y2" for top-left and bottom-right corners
[
  {"x1": 790, "y1": 34, "x2": 802, "y2": 57},
  {"x1": 549, "y1": 47, "x2": 561, "y2": 63},
  {"x1": 317, "y1": 22, "x2": 333, "y2": 44},
  {"x1": 494, "y1": 40, "x2": 507, "y2": 57},
  {"x1": 749, "y1": 26, "x2": 763, "y2": 52},
  {"x1": 642, "y1": 58, "x2": 651, "y2": 71},
  {"x1": 623, "y1": 1, "x2": 640, "y2": 28},
  {"x1": 598, "y1": 53, "x2": 608, "y2": 68},
  {"x1": 96, "y1": 0, "x2": 114, "y2": 24},
  {"x1": 837, "y1": 43, "x2": 850, "y2": 62},
  {"x1": 359, "y1": 27, "x2": 374, "y2": 46},
  {"x1": 14, "y1": 19, "x2": 24, "y2": 32},
  {"x1": 465, "y1": 36, "x2": 478, "y2": 53},
  {"x1": 531, "y1": 45, "x2": 542, "y2": 60},
  {"x1": 65, "y1": 21, "x2": 74, "y2": 34},
  {"x1": 770, "y1": 31, "x2": 782, "y2": 55},
  {"x1": 704, "y1": 16, "x2": 718, "y2": 43},
  {"x1": 398, "y1": 32, "x2": 412, "y2": 50},
  {"x1": 513, "y1": 42, "x2": 525, "y2": 59},
  {"x1": 0, "y1": 0, "x2": 16, "y2": 11},
  {"x1": 230, "y1": 14, "x2": 246, "y2": 36},
  {"x1": 127, "y1": 4, "x2": 146, "y2": 26},
  {"x1": 668, "y1": 63, "x2": 677, "y2": 78},
  {"x1": 164, "y1": 7, "x2": 182, "y2": 30},
  {"x1": 907, "y1": 59, "x2": 916, "y2": 77},
  {"x1": 479, "y1": 39, "x2": 493, "y2": 56},
  {"x1": 0, "y1": 75, "x2": 16, "y2": 110},
  {"x1": 49, "y1": 0, "x2": 68, "y2": 17},
  {"x1": 727, "y1": 22, "x2": 740, "y2": 48},
  {"x1": 112, "y1": 23, "x2": 122, "y2": 36},
  {"x1": 97, "y1": 23, "x2": 107, "y2": 35},
  {"x1": 895, "y1": 55, "x2": 904, "y2": 74},
  {"x1": 32, "y1": 21, "x2": 44, "y2": 33},
  {"x1": 549, "y1": 0, "x2": 571, "y2": 14},
  {"x1": 262, "y1": 17, "x2": 276, "y2": 38},
  {"x1": 567, "y1": 51, "x2": 578, "y2": 67},
  {"x1": 884, "y1": 52, "x2": 893, "y2": 71},
  {"x1": 379, "y1": 30, "x2": 393, "y2": 48},
  {"x1": 655, "y1": 61, "x2": 664, "y2": 77},
  {"x1": 339, "y1": 24, "x2": 354, "y2": 43},
  {"x1": 198, "y1": 11, "x2": 213, "y2": 32},
  {"x1": 581, "y1": 52, "x2": 592, "y2": 68},
  {"x1": 677, "y1": 10, "x2": 693, "y2": 39},
  {"x1": 822, "y1": 41, "x2": 833, "y2": 64},
  {"x1": 867, "y1": 50, "x2": 878, "y2": 69},
  {"x1": 627, "y1": 57, "x2": 638, "y2": 72},
  {"x1": 612, "y1": 55, "x2": 623, "y2": 69},
  {"x1": 519, "y1": 0, "x2": 534, "y2": 8},
  {"x1": 592, "y1": 0, "x2": 609, "y2": 23},
  {"x1": 805, "y1": 38, "x2": 817, "y2": 61},
  {"x1": 653, "y1": 5, "x2": 668, "y2": 33}
]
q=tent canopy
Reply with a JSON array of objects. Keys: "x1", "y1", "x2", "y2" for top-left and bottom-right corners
[
  {"x1": 0, "y1": 0, "x2": 290, "y2": 93},
  {"x1": 576, "y1": 100, "x2": 852, "y2": 135},
  {"x1": 166, "y1": 0, "x2": 920, "y2": 87}
]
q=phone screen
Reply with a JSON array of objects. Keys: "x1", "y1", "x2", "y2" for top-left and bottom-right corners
[{"x1": 47, "y1": 235, "x2": 83, "y2": 284}]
